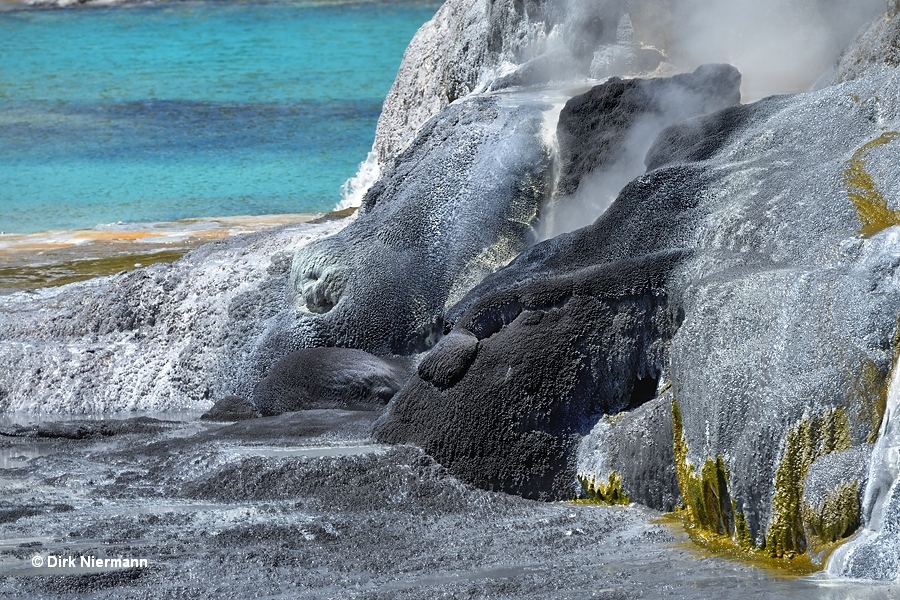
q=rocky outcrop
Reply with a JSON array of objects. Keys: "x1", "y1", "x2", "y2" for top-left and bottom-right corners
[
  {"x1": 287, "y1": 95, "x2": 552, "y2": 356},
  {"x1": 4, "y1": 0, "x2": 900, "y2": 583},
  {"x1": 380, "y1": 64, "x2": 900, "y2": 564},
  {"x1": 0, "y1": 73, "x2": 552, "y2": 414},
  {"x1": 375, "y1": 66, "x2": 745, "y2": 500},
  {"x1": 577, "y1": 393, "x2": 680, "y2": 511},
  {"x1": 373, "y1": 0, "x2": 659, "y2": 166},
  {"x1": 554, "y1": 64, "x2": 741, "y2": 196},
  {"x1": 656, "y1": 77, "x2": 900, "y2": 555},
  {"x1": 377, "y1": 251, "x2": 680, "y2": 499},
  {"x1": 250, "y1": 348, "x2": 412, "y2": 416},
  {"x1": 542, "y1": 63, "x2": 741, "y2": 236},
  {"x1": 820, "y1": 10, "x2": 900, "y2": 86},
  {"x1": 372, "y1": 0, "x2": 885, "y2": 171}
]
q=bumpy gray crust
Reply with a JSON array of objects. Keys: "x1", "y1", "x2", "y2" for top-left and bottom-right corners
[
  {"x1": 289, "y1": 96, "x2": 552, "y2": 355},
  {"x1": 643, "y1": 99, "x2": 773, "y2": 171},
  {"x1": 374, "y1": 0, "x2": 543, "y2": 163},
  {"x1": 447, "y1": 163, "x2": 711, "y2": 326},
  {"x1": 3, "y1": 409, "x2": 851, "y2": 599},
  {"x1": 377, "y1": 251, "x2": 680, "y2": 500},
  {"x1": 200, "y1": 395, "x2": 260, "y2": 422},
  {"x1": 804, "y1": 445, "x2": 872, "y2": 502},
  {"x1": 819, "y1": 11, "x2": 900, "y2": 87},
  {"x1": 377, "y1": 133, "x2": 710, "y2": 500},
  {"x1": 251, "y1": 347, "x2": 412, "y2": 416},
  {"x1": 554, "y1": 63, "x2": 742, "y2": 196}
]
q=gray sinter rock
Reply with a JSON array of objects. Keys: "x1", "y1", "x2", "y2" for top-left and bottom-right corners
[
  {"x1": 250, "y1": 347, "x2": 412, "y2": 416},
  {"x1": 830, "y1": 347, "x2": 900, "y2": 579},
  {"x1": 0, "y1": 416, "x2": 178, "y2": 440},
  {"x1": 576, "y1": 392, "x2": 680, "y2": 511},
  {"x1": 415, "y1": 329, "x2": 479, "y2": 389},
  {"x1": 652, "y1": 77, "x2": 900, "y2": 552},
  {"x1": 381, "y1": 65, "x2": 900, "y2": 562},
  {"x1": 374, "y1": 159, "x2": 697, "y2": 500},
  {"x1": 0, "y1": 221, "x2": 346, "y2": 413},
  {"x1": 819, "y1": 10, "x2": 900, "y2": 87},
  {"x1": 615, "y1": 70, "x2": 900, "y2": 557},
  {"x1": 201, "y1": 395, "x2": 260, "y2": 422},
  {"x1": 3, "y1": 0, "x2": 900, "y2": 583},
  {"x1": 373, "y1": 0, "x2": 672, "y2": 165},
  {"x1": 376, "y1": 66, "x2": 743, "y2": 501},
  {"x1": 284, "y1": 95, "x2": 552, "y2": 357}
]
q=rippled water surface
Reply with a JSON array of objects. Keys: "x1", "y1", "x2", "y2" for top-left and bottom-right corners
[{"x1": 0, "y1": 0, "x2": 439, "y2": 233}]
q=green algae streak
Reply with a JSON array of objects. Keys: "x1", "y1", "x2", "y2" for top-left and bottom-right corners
[
  {"x1": 672, "y1": 399, "x2": 739, "y2": 538},
  {"x1": 576, "y1": 471, "x2": 631, "y2": 505},
  {"x1": 766, "y1": 408, "x2": 851, "y2": 559},
  {"x1": 845, "y1": 131, "x2": 900, "y2": 237},
  {"x1": 0, "y1": 249, "x2": 189, "y2": 292},
  {"x1": 669, "y1": 399, "x2": 857, "y2": 573},
  {"x1": 802, "y1": 479, "x2": 861, "y2": 557}
]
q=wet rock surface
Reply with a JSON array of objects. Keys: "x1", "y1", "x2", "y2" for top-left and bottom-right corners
[
  {"x1": 287, "y1": 95, "x2": 551, "y2": 356},
  {"x1": 381, "y1": 65, "x2": 900, "y2": 561},
  {"x1": 0, "y1": 413, "x2": 891, "y2": 599},
  {"x1": 657, "y1": 70, "x2": 900, "y2": 550},
  {"x1": 250, "y1": 348, "x2": 412, "y2": 416},
  {"x1": 0, "y1": 219, "x2": 350, "y2": 413},
  {"x1": 802, "y1": 445, "x2": 872, "y2": 555},
  {"x1": 0, "y1": 417, "x2": 178, "y2": 440},
  {"x1": 377, "y1": 64, "x2": 735, "y2": 500}
]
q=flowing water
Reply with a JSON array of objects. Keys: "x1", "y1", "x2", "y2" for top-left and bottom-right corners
[{"x1": 827, "y1": 357, "x2": 900, "y2": 580}]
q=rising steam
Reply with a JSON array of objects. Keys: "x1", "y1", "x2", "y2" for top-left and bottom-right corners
[
  {"x1": 651, "y1": 0, "x2": 886, "y2": 100},
  {"x1": 541, "y1": 0, "x2": 888, "y2": 237}
]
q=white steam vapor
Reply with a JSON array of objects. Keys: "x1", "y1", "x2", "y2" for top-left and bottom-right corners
[
  {"x1": 662, "y1": 0, "x2": 886, "y2": 100},
  {"x1": 540, "y1": 78, "x2": 736, "y2": 239},
  {"x1": 542, "y1": 0, "x2": 888, "y2": 238}
]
